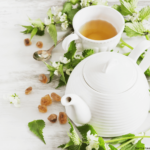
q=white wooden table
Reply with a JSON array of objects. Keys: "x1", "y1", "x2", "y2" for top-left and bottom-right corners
[{"x1": 0, "y1": 0, "x2": 150, "y2": 149}]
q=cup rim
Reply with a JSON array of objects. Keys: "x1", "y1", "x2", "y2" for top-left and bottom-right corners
[{"x1": 73, "y1": 5, "x2": 125, "y2": 43}]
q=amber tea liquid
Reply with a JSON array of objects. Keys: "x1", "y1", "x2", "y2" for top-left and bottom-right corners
[{"x1": 80, "y1": 20, "x2": 117, "y2": 40}]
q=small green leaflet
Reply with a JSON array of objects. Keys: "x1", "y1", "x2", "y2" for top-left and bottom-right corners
[
  {"x1": 30, "y1": 27, "x2": 38, "y2": 40},
  {"x1": 47, "y1": 8, "x2": 53, "y2": 19},
  {"x1": 125, "y1": 22, "x2": 146, "y2": 37},
  {"x1": 58, "y1": 64, "x2": 66, "y2": 84},
  {"x1": 68, "y1": 8, "x2": 80, "y2": 22},
  {"x1": 82, "y1": 49, "x2": 95, "y2": 58},
  {"x1": 109, "y1": 144, "x2": 117, "y2": 150},
  {"x1": 21, "y1": 25, "x2": 33, "y2": 34},
  {"x1": 64, "y1": 41, "x2": 77, "y2": 60},
  {"x1": 28, "y1": 18, "x2": 44, "y2": 31},
  {"x1": 77, "y1": 124, "x2": 97, "y2": 141},
  {"x1": 48, "y1": 24, "x2": 57, "y2": 46},
  {"x1": 139, "y1": 6, "x2": 150, "y2": 21},
  {"x1": 43, "y1": 62, "x2": 55, "y2": 72},
  {"x1": 112, "y1": 4, "x2": 122, "y2": 14},
  {"x1": 28, "y1": 120, "x2": 46, "y2": 144},
  {"x1": 21, "y1": 25, "x2": 45, "y2": 36},
  {"x1": 99, "y1": 137, "x2": 106, "y2": 150},
  {"x1": 68, "y1": 120, "x2": 81, "y2": 146},
  {"x1": 120, "y1": 0, "x2": 138, "y2": 16},
  {"x1": 56, "y1": 72, "x2": 69, "y2": 89},
  {"x1": 62, "y1": 2, "x2": 72, "y2": 14}
]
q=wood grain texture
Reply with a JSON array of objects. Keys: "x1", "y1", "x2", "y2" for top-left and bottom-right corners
[{"x1": 0, "y1": 0, "x2": 150, "y2": 150}]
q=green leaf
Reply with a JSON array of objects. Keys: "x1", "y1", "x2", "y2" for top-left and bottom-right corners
[
  {"x1": 120, "y1": 143, "x2": 133, "y2": 150},
  {"x1": 29, "y1": 18, "x2": 44, "y2": 30},
  {"x1": 56, "y1": 72, "x2": 69, "y2": 88},
  {"x1": 112, "y1": 4, "x2": 122, "y2": 14},
  {"x1": 120, "y1": 0, "x2": 138, "y2": 16},
  {"x1": 64, "y1": 41, "x2": 77, "y2": 60},
  {"x1": 21, "y1": 25, "x2": 34, "y2": 34},
  {"x1": 68, "y1": 8, "x2": 80, "y2": 23},
  {"x1": 135, "y1": 139, "x2": 145, "y2": 150},
  {"x1": 145, "y1": 67, "x2": 150, "y2": 76},
  {"x1": 58, "y1": 64, "x2": 66, "y2": 84},
  {"x1": 108, "y1": 133, "x2": 135, "y2": 144},
  {"x1": 77, "y1": 124, "x2": 97, "y2": 140},
  {"x1": 47, "y1": 8, "x2": 53, "y2": 19},
  {"x1": 58, "y1": 144, "x2": 66, "y2": 148},
  {"x1": 80, "y1": 143, "x2": 87, "y2": 150},
  {"x1": 139, "y1": 6, "x2": 150, "y2": 21},
  {"x1": 109, "y1": 145, "x2": 117, "y2": 150},
  {"x1": 68, "y1": 120, "x2": 81, "y2": 145},
  {"x1": 48, "y1": 24, "x2": 57, "y2": 46},
  {"x1": 28, "y1": 120, "x2": 46, "y2": 144},
  {"x1": 21, "y1": 25, "x2": 45, "y2": 36},
  {"x1": 62, "y1": 2, "x2": 72, "y2": 14},
  {"x1": 36, "y1": 29, "x2": 45, "y2": 36},
  {"x1": 99, "y1": 137, "x2": 106, "y2": 150},
  {"x1": 30, "y1": 27, "x2": 38, "y2": 40},
  {"x1": 70, "y1": 0, "x2": 80, "y2": 5},
  {"x1": 43, "y1": 62, "x2": 55, "y2": 71},
  {"x1": 82, "y1": 49, "x2": 94, "y2": 58},
  {"x1": 125, "y1": 22, "x2": 146, "y2": 37}
]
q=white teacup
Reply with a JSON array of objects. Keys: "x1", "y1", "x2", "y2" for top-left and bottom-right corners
[{"x1": 62, "y1": 5, "x2": 125, "y2": 52}]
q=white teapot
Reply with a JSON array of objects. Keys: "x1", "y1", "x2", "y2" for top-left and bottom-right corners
[{"x1": 61, "y1": 40, "x2": 150, "y2": 137}]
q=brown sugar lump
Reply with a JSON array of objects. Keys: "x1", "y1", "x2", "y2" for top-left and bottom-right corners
[
  {"x1": 25, "y1": 86, "x2": 32, "y2": 95},
  {"x1": 39, "y1": 74, "x2": 48, "y2": 84},
  {"x1": 41, "y1": 94, "x2": 52, "y2": 106},
  {"x1": 38, "y1": 105, "x2": 47, "y2": 113},
  {"x1": 48, "y1": 114, "x2": 57, "y2": 123},
  {"x1": 36, "y1": 41, "x2": 43, "y2": 48},
  {"x1": 59, "y1": 112, "x2": 67, "y2": 124},
  {"x1": 24, "y1": 38, "x2": 32, "y2": 46},
  {"x1": 51, "y1": 93, "x2": 61, "y2": 102}
]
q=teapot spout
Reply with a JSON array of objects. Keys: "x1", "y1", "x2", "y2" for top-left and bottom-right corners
[{"x1": 61, "y1": 94, "x2": 92, "y2": 125}]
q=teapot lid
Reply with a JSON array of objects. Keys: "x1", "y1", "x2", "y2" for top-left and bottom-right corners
[{"x1": 83, "y1": 52, "x2": 137, "y2": 94}]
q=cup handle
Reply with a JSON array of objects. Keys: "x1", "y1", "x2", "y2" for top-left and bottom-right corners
[
  {"x1": 62, "y1": 33, "x2": 79, "y2": 51},
  {"x1": 129, "y1": 40, "x2": 150, "y2": 72}
]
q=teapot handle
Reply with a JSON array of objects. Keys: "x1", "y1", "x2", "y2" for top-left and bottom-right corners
[{"x1": 129, "y1": 40, "x2": 150, "y2": 72}]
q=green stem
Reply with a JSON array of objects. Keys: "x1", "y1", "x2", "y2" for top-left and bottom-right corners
[
  {"x1": 117, "y1": 139, "x2": 135, "y2": 149},
  {"x1": 145, "y1": 35, "x2": 150, "y2": 40},
  {"x1": 105, "y1": 136, "x2": 150, "y2": 143},
  {"x1": 120, "y1": 38, "x2": 134, "y2": 50}
]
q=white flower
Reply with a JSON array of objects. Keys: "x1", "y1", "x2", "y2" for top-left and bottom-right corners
[
  {"x1": 61, "y1": 21, "x2": 69, "y2": 30},
  {"x1": 44, "y1": 17, "x2": 51, "y2": 25},
  {"x1": 3, "y1": 93, "x2": 20, "y2": 107},
  {"x1": 125, "y1": 13, "x2": 139, "y2": 22},
  {"x1": 51, "y1": 6, "x2": 63, "y2": 16},
  {"x1": 60, "y1": 13, "x2": 67, "y2": 22},
  {"x1": 86, "y1": 131, "x2": 99, "y2": 150},
  {"x1": 52, "y1": 62, "x2": 60, "y2": 69},
  {"x1": 142, "y1": 20, "x2": 150, "y2": 31},
  {"x1": 54, "y1": 70, "x2": 59, "y2": 76},
  {"x1": 60, "y1": 56, "x2": 70, "y2": 64},
  {"x1": 66, "y1": 68, "x2": 73, "y2": 75}
]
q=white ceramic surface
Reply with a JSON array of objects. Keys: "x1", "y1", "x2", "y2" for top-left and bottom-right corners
[
  {"x1": 62, "y1": 5, "x2": 124, "y2": 52},
  {"x1": 63, "y1": 41, "x2": 150, "y2": 137}
]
